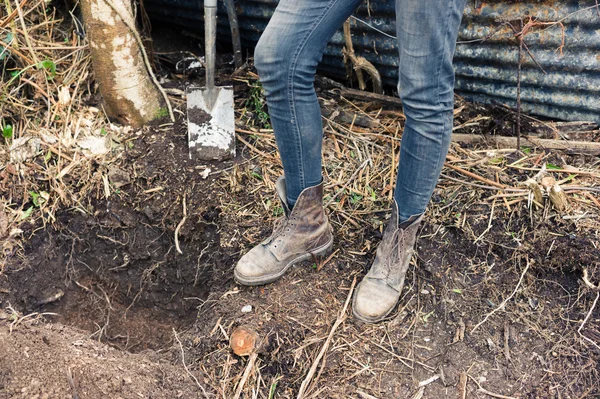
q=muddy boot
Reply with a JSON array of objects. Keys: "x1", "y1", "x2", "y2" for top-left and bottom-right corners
[
  {"x1": 234, "y1": 177, "x2": 333, "y2": 286},
  {"x1": 353, "y1": 202, "x2": 423, "y2": 323}
]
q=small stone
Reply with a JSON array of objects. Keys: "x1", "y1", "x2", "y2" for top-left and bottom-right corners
[
  {"x1": 200, "y1": 168, "x2": 211, "y2": 179},
  {"x1": 241, "y1": 305, "x2": 252, "y2": 313},
  {"x1": 421, "y1": 289, "x2": 430, "y2": 295}
]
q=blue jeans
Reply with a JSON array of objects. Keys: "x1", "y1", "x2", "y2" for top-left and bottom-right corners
[{"x1": 254, "y1": 0, "x2": 467, "y2": 222}]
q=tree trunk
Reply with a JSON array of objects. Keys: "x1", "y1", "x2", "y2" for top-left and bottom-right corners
[{"x1": 80, "y1": 0, "x2": 165, "y2": 127}]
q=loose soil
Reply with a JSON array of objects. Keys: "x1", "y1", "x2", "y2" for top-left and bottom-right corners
[
  {"x1": 2, "y1": 114, "x2": 598, "y2": 397},
  {"x1": 2, "y1": 119, "x2": 232, "y2": 352}
]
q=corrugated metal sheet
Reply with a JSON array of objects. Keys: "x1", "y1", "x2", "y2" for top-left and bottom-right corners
[{"x1": 145, "y1": 0, "x2": 600, "y2": 123}]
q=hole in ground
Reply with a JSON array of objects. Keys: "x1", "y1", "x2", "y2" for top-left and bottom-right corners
[{"x1": 4, "y1": 201, "x2": 220, "y2": 352}]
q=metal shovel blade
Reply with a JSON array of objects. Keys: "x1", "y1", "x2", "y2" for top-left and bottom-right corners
[{"x1": 187, "y1": 85, "x2": 235, "y2": 161}]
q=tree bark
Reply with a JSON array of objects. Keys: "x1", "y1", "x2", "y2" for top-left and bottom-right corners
[{"x1": 80, "y1": 0, "x2": 165, "y2": 127}]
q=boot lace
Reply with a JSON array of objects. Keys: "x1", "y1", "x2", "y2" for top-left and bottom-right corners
[
  {"x1": 264, "y1": 215, "x2": 297, "y2": 247},
  {"x1": 383, "y1": 228, "x2": 408, "y2": 284}
]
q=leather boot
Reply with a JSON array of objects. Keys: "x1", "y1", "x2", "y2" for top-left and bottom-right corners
[
  {"x1": 234, "y1": 177, "x2": 333, "y2": 286},
  {"x1": 353, "y1": 201, "x2": 423, "y2": 323}
]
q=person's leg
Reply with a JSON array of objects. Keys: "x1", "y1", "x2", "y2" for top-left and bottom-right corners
[
  {"x1": 394, "y1": 0, "x2": 468, "y2": 222},
  {"x1": 253, "y1": 0, "x2": 363, "y2": 208},
  {"x1": 353, "y1": 0, "x2": 467, "y2": 323},
  {"x1": 235, "y1": 0, "x2": 363, "y2": 286}
]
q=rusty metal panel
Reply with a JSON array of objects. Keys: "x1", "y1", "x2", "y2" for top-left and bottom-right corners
[{"x1": 144, "y1": 0, "x2": 600, "y2": 123}]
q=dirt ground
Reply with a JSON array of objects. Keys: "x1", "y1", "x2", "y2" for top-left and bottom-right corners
[
  {"x1": 1, "y1": 15, "x2": 600, "y2": 399},
  {"x1": 2, "y1": 107, "x2": 599, "y2": 398}
]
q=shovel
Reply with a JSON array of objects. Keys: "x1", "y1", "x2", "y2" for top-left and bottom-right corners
[{"x1": 187, "y1": 0, "x2": 235, "y2": 161}]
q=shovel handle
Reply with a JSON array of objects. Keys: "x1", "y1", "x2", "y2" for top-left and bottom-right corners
[{"x1": 204, "y1": 0, "x2": 217, "y2": 89}]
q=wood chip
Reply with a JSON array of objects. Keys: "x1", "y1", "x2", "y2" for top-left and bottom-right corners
[{"x1": 230, "y1": 326, "x2": 260, "y2": 357}]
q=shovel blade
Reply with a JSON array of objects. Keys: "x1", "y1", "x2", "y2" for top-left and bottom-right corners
[{"x1": 187, "y1": 85, "x2": 236, "y2": 161}]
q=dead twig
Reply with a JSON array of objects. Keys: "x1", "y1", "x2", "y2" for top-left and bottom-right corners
[
  {"x1": 444, "y1": 162, "x2": 507, "y2": 189},
  {"x1": 452, "y1": 134, "x2": 600, "y2": 156},
  {"x1": 469, "y1": 375, "x2": 518, "y2": 399},
  {"x1": 173, "y1": 328, "x2": 210, "y2": 398},
  {"x1": 458, "y1": 372, "x2": 468, "y2": 399},
  {"x1": 66, "y1": 367, "x2": 80, "y2": 399},
  {"x1": 297, "y1": 277, "x2": 357, "y2": 399},
  {"x1": 515, "y1": 18, "x2": 523, "y2": 150},
  {"x1": 342, "y1": 20, "x2": 382, "y2": 94},
  {"x1": 468, "y1": 374, "x2": 518, "y2": 399},
  {"x1": 232, "y1": 352, "x2": 258, "y2": 399},
  {"x1": 578, "y1": 271, "x2": 600, "y2": 350},
  {"x1": 174, "y1": 196, "x2": 187, "y2": 254},
  {"x1": 471, "y1": 259, "x2": 531, "y2": 333}
]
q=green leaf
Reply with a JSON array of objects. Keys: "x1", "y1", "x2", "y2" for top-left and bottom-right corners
[
  {"x1": 273, "y1": 205, "x2": 284, "y2": 217},
  {"x1": 100, "y1": 127, "x2": 107, "y2": 136},
  {"x1": 422, "y1": 310, "x2": 435, "y2": 323},
  {"x1": 520, "y1": 146, "x2": 531, "y2": 154},
  {"x1": 367, "y1": 186, "x2": 377, "y2": 201},
  {"x1": 37, "y1": 59, "x2": 57, "y2": 78},
  {"x1": 29, "y1": 191, "x2": 41, "y2": 207},
  {"x1": 350, "y1": 193, "x2": 363, "y2": 204},
  {"x1": 2, "y1": 124, "x2": 13, "y2": 139},
  {"x1": 268, "y1": 380, "x2": 278, "y2": 399},
  {"x1": 452, "y1": 288, "x2": 463, "y2": 294},
  {"x1": 563, "y1": 174, "x2": 576, "y2": 183},
  {"x1": 20, "y1": 206, "x2": 34, "y2": 220},
  {"x1": 546, "y1": 163, "x2": 561, "y2": 170},
  {"x1": 0, "y1": 33, "x2": 13, "y2": 61}
]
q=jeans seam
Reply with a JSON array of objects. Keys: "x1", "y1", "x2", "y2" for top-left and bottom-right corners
[
  {"x1": 430, "y1": 2, "x2": 454, "y2": 188},
  {"x1": 287, "y1": 0, "x2": 337, "y2": 189}
]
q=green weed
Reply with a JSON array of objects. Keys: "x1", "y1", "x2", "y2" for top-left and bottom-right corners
[
  {"x1": 154, "y1": 107, "x2": 169, "y2": 119},
  {"x1": 2, "y1": 124, "x2": 12, "y2": 139},
  {"x1": 37, "y1": 59, "x2": 57, "y2": 79},
  {"x1": 245, "y1": 81, "x2": 271, "y2": 129}
]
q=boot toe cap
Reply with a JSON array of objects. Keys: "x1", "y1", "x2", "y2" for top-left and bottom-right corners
[
  {"x1": 352, "y1": 278, "x2": 400, "y2": 323},
  {"x1": 234, "y1": 246, "x2": 280, "y2": 285},
  {"x1": 235, "y1": 248, "x2": 266, "y2": 277}
]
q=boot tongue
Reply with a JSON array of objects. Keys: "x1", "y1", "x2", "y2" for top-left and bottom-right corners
[
  {"x1": 275, "y1": 176, "x2": 291, "y2": 217},
  {"x1": 392, "y1": 201, "x2": 420, "y2": 230},
  {"x1": 399, "y1": 214, "x2": 420, "y2": 229}
]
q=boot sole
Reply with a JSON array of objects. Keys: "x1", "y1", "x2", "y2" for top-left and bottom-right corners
[
  {"x1": 351, "y1": 282, "x2": 397, "y2": 324},
  {"x1": 233, "y1": 238, "x2": 334, "y2": 286}
]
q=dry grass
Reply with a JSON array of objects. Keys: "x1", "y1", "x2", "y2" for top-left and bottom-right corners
[{"x1": 1, "y1": 1, "x2": 130, "y2": 271}]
